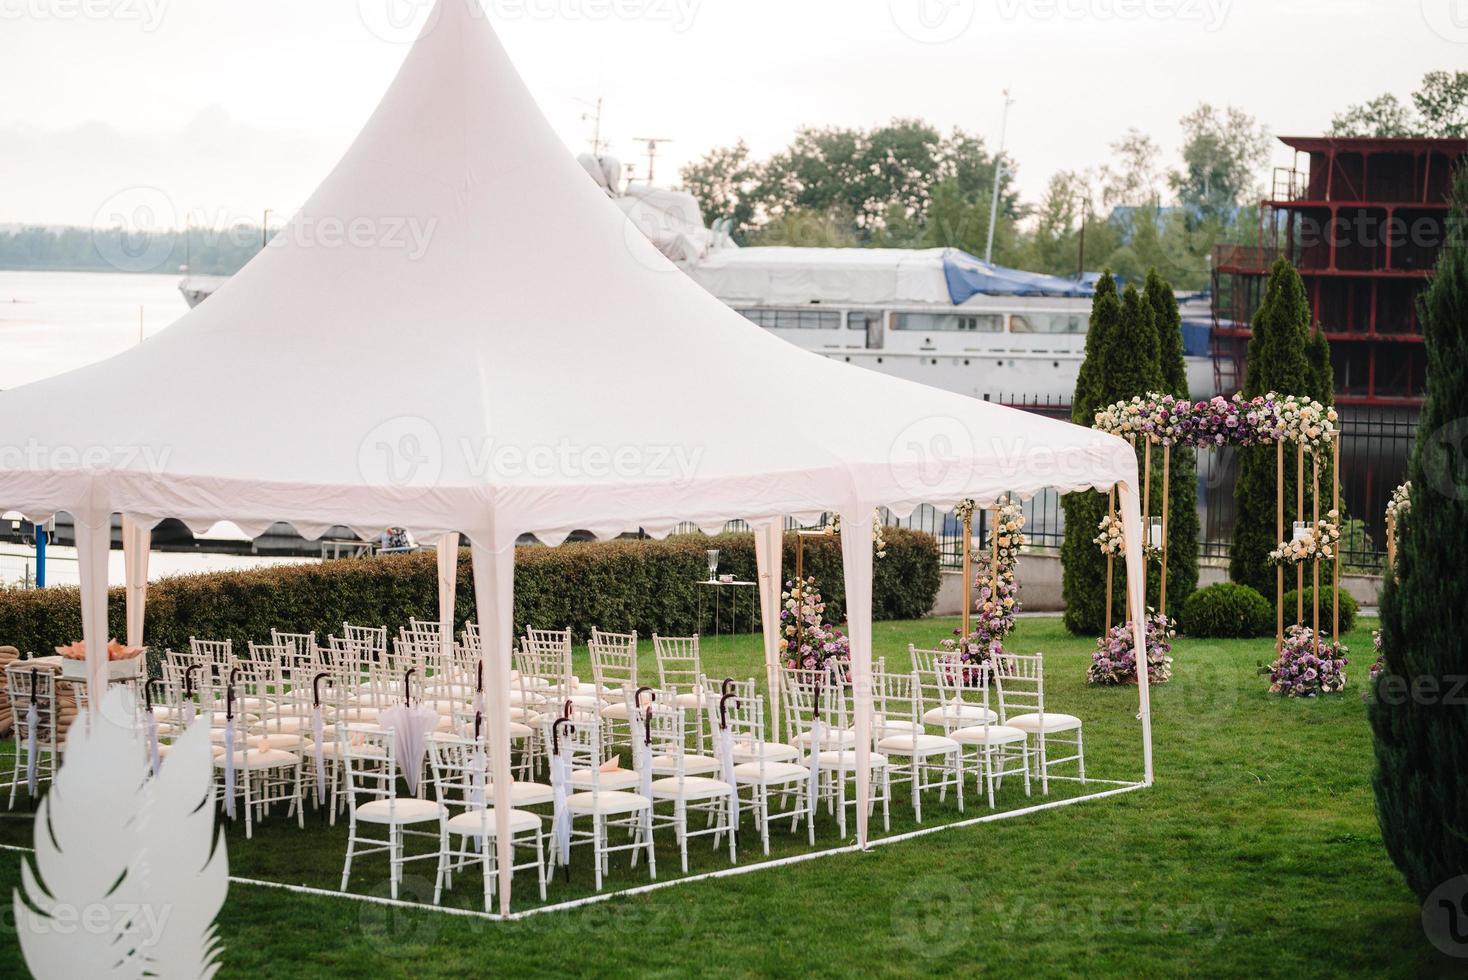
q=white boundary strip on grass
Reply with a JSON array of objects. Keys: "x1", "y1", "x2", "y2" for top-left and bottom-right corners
[{"x1": 0, "y1": 780, "x2": 1148, "y2": 923}]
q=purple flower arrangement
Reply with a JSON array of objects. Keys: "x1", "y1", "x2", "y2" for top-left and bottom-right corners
[
  {"x1": 1093, "y1": 392, "x2": 1339, "y2": 452},
  {"x1": 1264, "y1": 626, "x2": 1349, "y2": 697},
  {"x1": 779, "y1": 576, "x2": 850, "y2": 671},
  {"x1": 1088, "y1": 614, "x2": 1174, "y2": 686}
]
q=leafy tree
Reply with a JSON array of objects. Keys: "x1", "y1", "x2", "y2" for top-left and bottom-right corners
[
  {"x1": 1062, "y1": 276, "x2": 1163, "y2": 634},
  {"x1": 678, "y1": 141, "x2": 760, "y2": 237},
  {"x1": 1306, "y1": 327, "x2": 1335, "y2": 406},
  {"x1": 1100, "y1": 129, "x2": 1163, "y2": 209},
  {"x1": 678, "y1": 121, "x2": 1017, "y2": 248},
  {"x1": 1147, "y1": 270, "x2": 1200, "y2": 611},
  {"x1": 1371, "y1": 164, "x2": 1468, "y2": 900},
  {"x1": 1414, "y1": 70, "x2": 1468, "y2": 138},
  {"x1": 1231, "y1": 258, "x2": 1312, "y2": 595},
  {"x1": 1169, "y1": 103, "x2": 1270, "y2": 226},
  {"x1": 1329, "y1": 71, "x2": 1468, "y2": 139},
  {"x1": 1329, "y1": 93, "x2": 1418, "y2": 138},
  {"x1": 747, "y1": 209, "x2": 858, "y2": 248}
]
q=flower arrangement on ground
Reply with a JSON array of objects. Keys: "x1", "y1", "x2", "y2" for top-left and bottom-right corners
[
  {"x1": 1087, "y1": 613, "x2": 1174, "y2": 686},
  {"x1": 1267, "y1": 510, "x2": 1342, "y2": 565},
  {"x1": 1263, "y1": 626, "x2": 1349, "y2": 697},
  {"x1": 779, "y1": 576, "x2": 849, "y2": 670}
]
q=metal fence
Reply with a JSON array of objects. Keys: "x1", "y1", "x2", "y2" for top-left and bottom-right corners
[{"x1": 897, "y1": 395, "x2": 1415, "y2": 571}]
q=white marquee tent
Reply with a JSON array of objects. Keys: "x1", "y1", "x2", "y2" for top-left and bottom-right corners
[{"x1": 0, "y1": 0, "x2": 1152, "y2": 913}]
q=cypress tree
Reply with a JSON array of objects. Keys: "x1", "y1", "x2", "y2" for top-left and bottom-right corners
[
  {"x1": 1306, "y1": 326, "x2": 1335, "y2": 407},
  {"x1": 1230, "y1": 258, "x2": 1312, "y2": 595},
  {"x1": 1370, "y1": 165, "x2": 1468, "y2": 899},
  {"x1": 1062, "y1": 276, "x2": 1163, "y2": 634},
  {"x1": 1146, "y1": 269, "x2": 1200, "y2": 612}
]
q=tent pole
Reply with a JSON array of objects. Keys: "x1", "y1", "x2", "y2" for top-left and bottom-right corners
[
  {"x1": 75, "y1": 514, "x2": 111, "y2": 714},
  {"x1": 839, "y1": 507, "x2": 875, "y2": 849},
  {"x1": 1117, "y1": 482, "x2": 1153, "y2": 785},
  {"x1": 122, "y1": 516, "x2": 150, "y2": 650},
  {"x1": 437, "y1": 534, "x2": 461, "y2": 664},
  {"x1": 753, "y1": 522, "x2": 785, "y2": 743},
  {"x1": 471, "y1": 540, "x2": 516, "y2": 916},
  {"x1": 1105, "y1": 489, "x2": 1115, "y2": 636},
  {"x1": 1141, "y1": 438, "x2": 1151, "y2": 611}
]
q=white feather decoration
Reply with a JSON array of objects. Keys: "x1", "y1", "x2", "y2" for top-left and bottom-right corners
[
  {"x1": 135, "y1": 714, "x2": 229, "y2": 979},
  {"x1": 14, "y1": 688, "x2": 229, "y2": 980}
]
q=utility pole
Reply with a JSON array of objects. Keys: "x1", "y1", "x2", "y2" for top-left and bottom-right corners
[
  {"x1": 984, "y1": 89, "x2": 1015, "y2": 266},
  {"x1": 633, "y1": 137, "x2": 672, "y2": 186},
  {"x1": 1076, "y1": 196, "x2": 1088, "y2": 278},
  {"x1": 580, "y1": 97, "x2": 607, "y2": 155}
]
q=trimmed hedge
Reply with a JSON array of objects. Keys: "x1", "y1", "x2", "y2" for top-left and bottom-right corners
[
  {"x1": 1178, "y1": 583, "x2": 1274, "y2": 638},
  {"x1": 0, "y1": 530, "x2": 941, "y2": 655},
  {"x1": 1279, "y1": 586, "x2": 1358, "y2": 634}
]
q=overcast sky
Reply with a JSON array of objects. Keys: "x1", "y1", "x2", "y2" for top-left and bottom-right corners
[{"x1": 0, "y1": 0, "x2": 1458, "y2": 229}]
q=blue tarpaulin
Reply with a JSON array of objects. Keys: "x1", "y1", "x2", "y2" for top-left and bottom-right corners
[{"x1": 942, "y1": 249, "x2": 1096, "y2": 303}]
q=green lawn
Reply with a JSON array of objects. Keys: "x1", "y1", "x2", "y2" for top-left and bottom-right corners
[{"x1": 0, "y1": 615, "x2": 1454, "y2": 978}]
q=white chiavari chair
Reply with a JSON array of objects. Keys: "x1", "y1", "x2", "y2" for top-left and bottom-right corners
[
  {"x1": 716, "y1": 688, "x2": 813, "y2": 855},
  {"x1": 819, "y1": 667, "x2": 892, "y2": 838},
  {"x1": 589, "y1": 628, "x2": 639, "y2": 746},
  {"x1": 558, "y1": 712, "x2": 655, "y2": 891},
  {"x1": 935, "y1": 658, "x2": 1029, "y2": 808},
  {"x1": 993, "y1": 652, "x2": 1084, "y2": 794},
  {"x1": 4, "y1": 664, "x2": 61, "y2": 808},
  {"x1": 653, "y1": 634, "x2": 707, "y2": 752},
  {"x1": 874, "y1": 667, "x2": 963, "y2": 822},
  {"x1": 428, "y1": 734, "x2": 547, "y2": 908},
  {"x1": 642, "y1": 700, "x2": 736, "y2": 873},
  {"x1": 338, "y1": 725, "x2": 444, "y2": 899},
  {"x1": 910, "y1": 644, "x2": 999, "y2": 729}
]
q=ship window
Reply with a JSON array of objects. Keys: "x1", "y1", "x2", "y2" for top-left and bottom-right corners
[
  {"x1": 1011, "y1": 313, "x2": 1088, "y2": 334},
  {"x1": 848, "y1": 311, "x2": 883, "y2": 331},
  {"x1": 737, "y1": 308, "x2": 841, "y2": 330},
  {"x1": 891, "y1": 313, "x2": 1001, "y2": 333}
]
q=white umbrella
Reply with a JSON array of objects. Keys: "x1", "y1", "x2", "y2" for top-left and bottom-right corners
[
  {"x1": 377, "y1": 669, "x2": 438, "y2": 797},
  {"x1": 222, "y1": 671, "x2": 238, "y2": 819},
  {"x1": 24, "y1": 667, "x2": 39, "y2": 798},
  {"x1": 806, "y1": 676, "x2": 825, "y2": 826},
  {"x1": 311, "y1": 673, "x2": 330, "y2": 807},
  {"x1": 548, "y1": 713, "x2": 572, "y2": 867},
  {"x1": 182, "y1": 665, "x2": 199, "y2": 727},
  {"x1": 635, "y1": 705, "x2": 654, "y2": 846},
  {"x1": 715, "y1": 685, "x2": 740, "y2": 840},
  {"x1": 144, "y1": 680, "x2": 161, "y2": 777},
  {"x1": 470, "y1": 712, "x2": 486, "y2": 808}
]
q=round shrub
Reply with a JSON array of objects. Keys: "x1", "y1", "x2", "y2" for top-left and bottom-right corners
[
  {"x1": 1279, "y1": 586, "x2": 1358, "y2": 634},
  {"x1": 1178, "y1": 583, "x2": 1275, "y2": 638}
]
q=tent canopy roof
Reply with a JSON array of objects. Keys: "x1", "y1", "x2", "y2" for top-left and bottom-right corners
[{"x1": 0, "y1": 0, "x2": 1137, "y2": 549}]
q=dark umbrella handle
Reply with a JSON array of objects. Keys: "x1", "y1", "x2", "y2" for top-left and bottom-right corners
[
  {"x1": 184, "y1": 664, "x2": 198, "y2": 699},
  {"x1": 722, "y1": 677, "x2": 736, "y2": 698},
  {"x1": 403, "y1": 667, "x2": 416, "y2": 706},
  {"x1": 643, "y1": 705, "x2": 654, "y2": 746},
  {"x1": 313, "y1": 672, "x2": 329, "y2": 708},
  {"x1": 634, "y1": 686, "x2": 654, "y2": 708},
  {"x1": 30, "y1": 668, "x2": 38, "y2": 707},
  {"x1": 474, "y1": 711, "x2": 484, "y2": 741},
  {"x1": 719, "y1": 692, "x2": 739, "y2": 731}
]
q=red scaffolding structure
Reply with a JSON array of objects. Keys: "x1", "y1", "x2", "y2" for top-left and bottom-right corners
[{"x1": 1212, "y1": 136, "x2": 1466, "y2": 406}]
